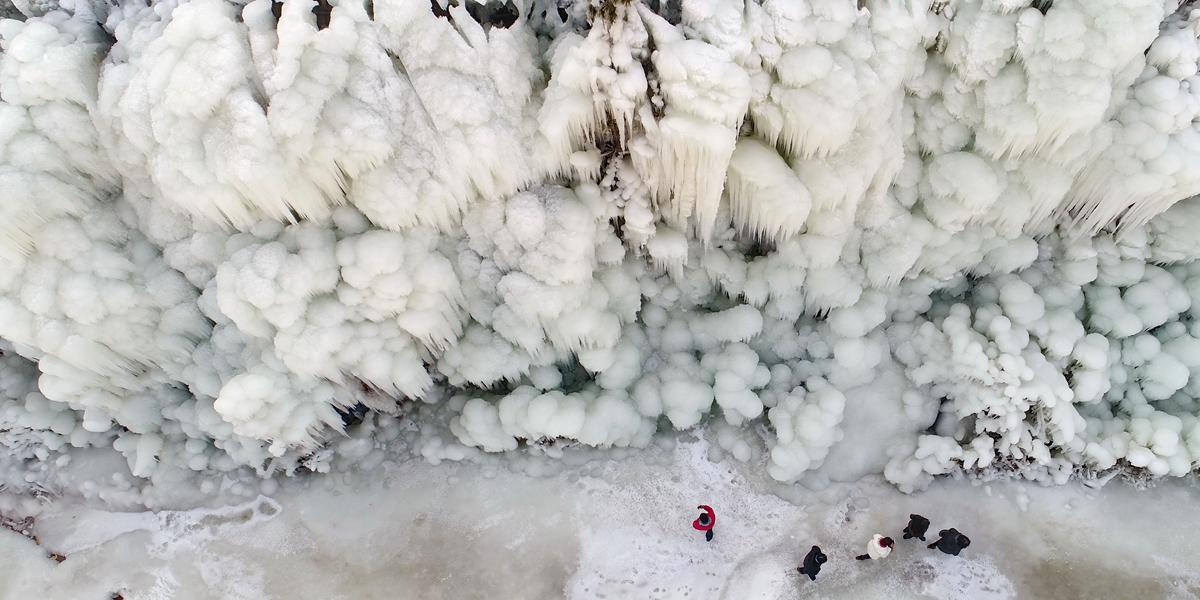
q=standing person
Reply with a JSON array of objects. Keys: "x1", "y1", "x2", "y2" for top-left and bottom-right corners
[
  {"x1": 796, "y1": 545, "x2": 827, "y2": 581},
  {"x1": 856, "y1": 534, "x2": 894, "y2": 560},
  {"x1": 928, "y1": 528, "x2": 970, "y2": 555},
  {"x1": 903, "y1": 514, "x2": 930, "y2": 541},
  {"x1": 693, "y1": 505, "x2": 715, "y2": 542}
]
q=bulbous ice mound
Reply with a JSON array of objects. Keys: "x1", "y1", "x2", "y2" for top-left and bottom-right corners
[{"x1": 3, "y1": 0, "x2": 1200, "y2": 503}]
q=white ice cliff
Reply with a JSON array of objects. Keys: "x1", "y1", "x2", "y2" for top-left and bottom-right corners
[{"x1": 3, "y1": 0, "x2": 1200, "y2": 505}]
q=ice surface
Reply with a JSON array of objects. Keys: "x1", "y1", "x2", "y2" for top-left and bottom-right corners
[{"x1": 4, "y1": 438, "x2": 1200, "y2": 599}]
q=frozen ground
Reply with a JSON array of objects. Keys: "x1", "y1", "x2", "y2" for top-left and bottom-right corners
[{"x1": 3, "y1": 437, "x2": 1199, "y2": 600}]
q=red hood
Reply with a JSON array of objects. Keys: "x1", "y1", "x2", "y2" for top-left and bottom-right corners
[{"x1": 692, "y1": 505, "x2": 715, "y2": 531}]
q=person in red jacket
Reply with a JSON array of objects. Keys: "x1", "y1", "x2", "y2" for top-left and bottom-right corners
[{"x1": 693, "y1": 505, "x2": 715, "y2": 541}]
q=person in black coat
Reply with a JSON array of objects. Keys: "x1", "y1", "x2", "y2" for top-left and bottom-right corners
[
  {"x1": 796, "y1": 545, "x2": 827, "y2": 581},
  {"x1": 903, "y1": 514, "x2": 930, "y2": 541},
  {"x1": 928, "y1": 528, "x2": 970, "y2": 555}
]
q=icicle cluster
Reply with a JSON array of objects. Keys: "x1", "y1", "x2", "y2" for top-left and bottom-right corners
[{"x1": 4, "y1": 0, "x2": 1200, "y2": 504}]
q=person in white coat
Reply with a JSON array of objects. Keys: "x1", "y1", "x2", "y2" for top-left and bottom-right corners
[{"x1": 855, "y1": 534, "x2": 894, "y2": 561}]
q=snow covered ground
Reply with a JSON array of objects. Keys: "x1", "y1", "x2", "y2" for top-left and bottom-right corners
[{"x1": 4, "y1": 436, "x2": 1200, "y2": 600}]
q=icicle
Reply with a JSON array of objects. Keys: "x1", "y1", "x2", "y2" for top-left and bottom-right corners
[{"x1": 725, "y1": 138, "x2": 812, "y2": 242}]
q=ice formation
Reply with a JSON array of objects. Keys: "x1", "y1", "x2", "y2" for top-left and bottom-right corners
[{"x1": 4, "y1": 0, "x2": 1200, "y2": 505}]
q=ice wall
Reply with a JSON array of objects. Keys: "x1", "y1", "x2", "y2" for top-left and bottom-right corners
[{"x1": 3, "y1": 0, "x2": 1200, "y2": 504}]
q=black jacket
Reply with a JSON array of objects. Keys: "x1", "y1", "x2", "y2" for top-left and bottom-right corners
[
  {"x1": 798, "y1": 545, "x2": 827, "y2": 581},
  {"x1": 929, "y1": 528, "x2": 969, "y2": 555},
  {"x1": 904, "y1": 514, "x2": 930, "y2": 541}
]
